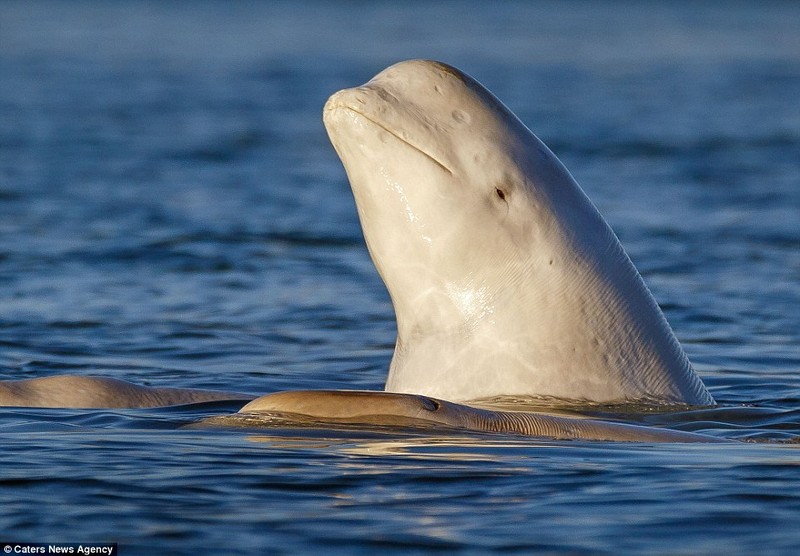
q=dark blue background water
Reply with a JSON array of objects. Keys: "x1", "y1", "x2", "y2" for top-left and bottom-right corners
[{"x1": 1, "y1": 1, "x2": 799, "y2": 554}]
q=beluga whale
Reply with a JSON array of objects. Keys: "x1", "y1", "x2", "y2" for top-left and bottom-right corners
[
  {"x1": 0, "y1": 60, "x2": 718, "y2": 442},
  {"x1": 321, "y1": 59, "x2": 712, "y2": 406}
]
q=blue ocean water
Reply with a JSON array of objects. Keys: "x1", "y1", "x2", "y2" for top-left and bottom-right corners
[{"x1": 1, "y1": 1, "x2": 799, "y2": 554}]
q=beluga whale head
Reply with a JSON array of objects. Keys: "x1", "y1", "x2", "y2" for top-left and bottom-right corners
[{"x1": 323, "y1": 59, "x2": 713, "y2": 406}]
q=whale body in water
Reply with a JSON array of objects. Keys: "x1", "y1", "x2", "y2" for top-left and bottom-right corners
[
  {"x1": 0, "y1": 60, "x2": 718, "y2": 442},
  {"x1": 323, "y1": 59, "x2": 712, "y2": 406}
]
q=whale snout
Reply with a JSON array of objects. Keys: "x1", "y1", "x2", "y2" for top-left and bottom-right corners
[
  {"x1": 323, "y1": 84, "x2": 397, "y2": 128},
  {"x1": 323, "y1": 87, "x2": 366, "y2": 119},
  {"x1": 323, "y1": 80, "x2": 456, "y2": 178}
]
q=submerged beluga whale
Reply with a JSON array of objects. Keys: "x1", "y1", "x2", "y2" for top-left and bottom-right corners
[{"x1": 0, "y1": 60, "x2": 717, "y2": 442}]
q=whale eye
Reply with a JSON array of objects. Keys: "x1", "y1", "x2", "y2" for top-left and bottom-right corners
[
  {"x1": 493, "y1": 175, "x2": 516, "y2": 206},
  {"x1": 421, "y1": 397, "x2": 441, "y2": 411}
]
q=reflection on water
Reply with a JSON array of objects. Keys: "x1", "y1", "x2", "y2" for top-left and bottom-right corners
[{"x1": 1, "y1": 1, "x2": 799, "y2": 554}]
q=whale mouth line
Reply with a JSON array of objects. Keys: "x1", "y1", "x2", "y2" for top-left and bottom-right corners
[{"x1": 335, "y1": 105, "x2": 454, "y2": 176}]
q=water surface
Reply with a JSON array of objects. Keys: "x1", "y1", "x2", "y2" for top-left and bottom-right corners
[{"x1": 1, "y1": 1, "x2": 799, "y2": 554}]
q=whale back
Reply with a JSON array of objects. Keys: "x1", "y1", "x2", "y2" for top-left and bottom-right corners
[
  {"x1": 239, "y1": 390, "x2": 721, "y2": 443},
  {"x1": 323, "y1": 60, "x2": 713, "y2": 405},
  {"x1": 0, "y1": 375, "x2": 253, "y2": 409}
]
